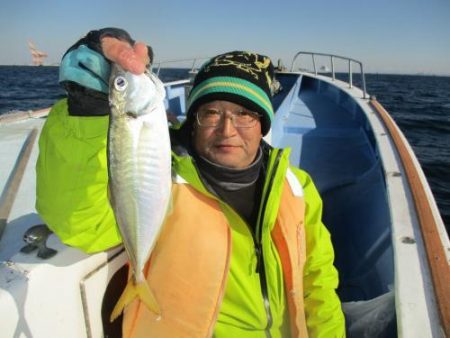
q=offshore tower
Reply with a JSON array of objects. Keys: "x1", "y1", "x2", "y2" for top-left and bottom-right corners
[{"x1": 28, "y1": 40, "x2": 48, "y2": 66}]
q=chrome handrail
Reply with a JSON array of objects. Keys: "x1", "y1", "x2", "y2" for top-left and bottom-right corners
[{"x1": 290, "y1": 51, "x2": 368, "y2": 99}]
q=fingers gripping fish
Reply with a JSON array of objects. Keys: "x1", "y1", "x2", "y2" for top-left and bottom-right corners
[{"x1": 107, "y1": 64, "x2": 172, "y2": 321}]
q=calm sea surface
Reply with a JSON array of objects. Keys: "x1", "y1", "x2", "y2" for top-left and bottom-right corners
[{"x1": 0, "y1": 66, "x2": 449, "y2": 232}]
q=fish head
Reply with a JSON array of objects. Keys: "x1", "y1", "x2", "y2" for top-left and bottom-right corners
[{"x1": 109, "y1": 64, "x2": 165, "y2": 118}]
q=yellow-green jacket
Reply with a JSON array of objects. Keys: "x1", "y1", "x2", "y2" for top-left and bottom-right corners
[{"x1": 36, "y1": 99, "x2": 345, "y2": 337}]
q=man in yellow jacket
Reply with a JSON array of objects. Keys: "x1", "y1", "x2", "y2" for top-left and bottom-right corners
[{"x1": 36, "y1": 28, "x2": 345, "y2": 337}]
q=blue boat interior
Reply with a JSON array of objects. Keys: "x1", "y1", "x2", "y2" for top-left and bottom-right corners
[
  {"x1": 272, "y1": 74, "x2": 397, "y2": 335},
  {"x1": 271, "y1": 73, "x2": 394, "y2": 304}
]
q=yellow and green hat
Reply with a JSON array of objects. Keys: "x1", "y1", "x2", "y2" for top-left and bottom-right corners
[{"x1": 186, "y1": 51, "x2": 275, "y2": 135}]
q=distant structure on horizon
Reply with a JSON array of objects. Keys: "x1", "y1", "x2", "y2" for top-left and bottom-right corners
[{"x1": 28, "y1": 40, "x2": 48, "y2": 66}]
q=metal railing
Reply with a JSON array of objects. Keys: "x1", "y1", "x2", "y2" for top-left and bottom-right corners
[{"x1": 290, "y1": 52, "x2": 368, "y2": 99}]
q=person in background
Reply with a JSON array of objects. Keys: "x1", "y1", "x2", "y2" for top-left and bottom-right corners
[{"x1": 36, "y1": 28, "x2": 345, "y2": 337}]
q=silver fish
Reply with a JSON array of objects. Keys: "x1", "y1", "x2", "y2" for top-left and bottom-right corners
[{"x1": 107, "y1": 64, "x2": 171, "y2": 321}]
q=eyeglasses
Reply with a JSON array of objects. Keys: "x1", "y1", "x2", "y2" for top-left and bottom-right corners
[{"x1": 196, "y1": 108, "x2": 261, "y2": 128}]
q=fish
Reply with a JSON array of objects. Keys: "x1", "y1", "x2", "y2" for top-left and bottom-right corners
[{"x1": 107, "y1": 64, "x2": 172, "y2": 321}]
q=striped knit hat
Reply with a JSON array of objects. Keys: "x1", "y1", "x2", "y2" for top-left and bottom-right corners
[{"x1": 186, "y1": 51, "x2": 275, "y2": 135}]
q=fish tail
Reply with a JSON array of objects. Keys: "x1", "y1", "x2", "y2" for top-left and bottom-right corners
[{"x1": 110, "y1": 278, "x2": 161, "y2": 322}]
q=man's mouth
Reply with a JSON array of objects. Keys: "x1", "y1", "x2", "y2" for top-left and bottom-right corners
[
  {"x1": 216, "y1": 143, "x2": 237, "y2": 148},
  {"x1": 215, "y1": 143, "x2": 240, "y2": 152}
]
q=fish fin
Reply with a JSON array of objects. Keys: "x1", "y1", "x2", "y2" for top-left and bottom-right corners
[
  {"x1": 110, "y1": 279, "x2": 161, "y2": 322},
  {"x1": 136, "y1": 280, "x2": 162, "y2": 316}
]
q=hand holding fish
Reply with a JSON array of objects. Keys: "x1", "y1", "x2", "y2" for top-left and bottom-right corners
[{"x1": 101, "y1": 36, "x2": 150, "y2": 75}]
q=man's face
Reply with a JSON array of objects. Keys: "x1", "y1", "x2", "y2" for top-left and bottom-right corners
[{"x1": 193, "y1": 100, "x2": 262, "y2": 169}]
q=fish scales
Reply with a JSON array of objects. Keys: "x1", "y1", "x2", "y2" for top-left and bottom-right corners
[{"x1": 107, "y1": 64, "x2": 171, "y2": 320}]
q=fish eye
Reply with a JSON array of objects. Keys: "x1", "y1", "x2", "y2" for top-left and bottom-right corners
[{"x1": 114, "y1": 76, "x2": 128, "y2": 91}]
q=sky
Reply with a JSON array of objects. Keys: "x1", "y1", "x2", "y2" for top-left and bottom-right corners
[{"x1": 1, "y1": 0, "x2": 449, "y2": 75}]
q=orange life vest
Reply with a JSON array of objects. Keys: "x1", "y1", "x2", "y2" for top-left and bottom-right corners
[{"x1": 123, "y1": 177, "x2": 307, "y2": 338}]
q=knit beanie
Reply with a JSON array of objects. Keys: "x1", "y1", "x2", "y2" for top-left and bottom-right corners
[{"x1": 186, "y1": 51, "x2": 275, "y2": 135}]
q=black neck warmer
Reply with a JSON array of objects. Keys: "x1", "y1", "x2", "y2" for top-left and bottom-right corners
[{"x1": 194, "y1": 148, "x2": 264, "y2": 228}]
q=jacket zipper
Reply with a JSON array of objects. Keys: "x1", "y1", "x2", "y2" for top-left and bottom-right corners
[{"x1": 254, "y1": 149, "x2": 283, "y2": 338}]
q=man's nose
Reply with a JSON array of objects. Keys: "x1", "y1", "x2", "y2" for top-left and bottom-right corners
[{"x1": 217, "y1": 114, "x2": 237, "y2": 135}]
